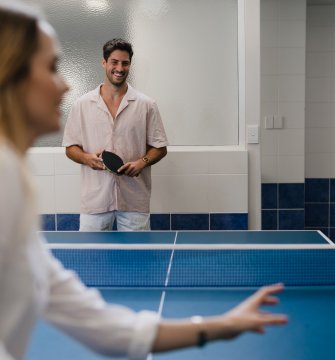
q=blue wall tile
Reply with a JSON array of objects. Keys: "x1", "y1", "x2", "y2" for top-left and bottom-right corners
[
  {"x1": 262, "y1": 184, "x2": 277, "y2": 209},
  {"x1": 329, "y1": 228, "x2": 335, "y2": 243},
  {"x1": 305, "y1": 204, "x2": 329, "y2": 228},
  {"x1": 262, "y1": 210, "x2": 277, "y2": 230},
  {"x1": 279, "y1": 210, "x2": 304, "y2": 230},
  {"x1": 330, "y1": 204, "x2": 335, "y2": 227},
  {"x1": 210, "y1": 214, "x2": 248, "y2": 230},
  {"x1": 57, "y1": 214, "x2": 80, "y2": 231},
  {"x1": 150, "y1": 214, "x2": 170, "y2": 230},
  {"x1": 279, "y1": 183, "x2": 304, "y2": 209},
  {"x1": 171, "y1": 214, "x2": 209, "y2": 230},
  {"x1": 305, "y1": 179, "x2": 329, "y2": 203},
  {"x1": 331, "y1": 179, "x2": 335, "y2": 202},
  {"x1": 41, "y1": 214, "x2": 56, "y2": 231},
  {"x1": 319, "y1": 228, "x2": 330, "y2": 238},
  {"x1": 262, "y1": 180, "x2": 335, "y2": 236}
]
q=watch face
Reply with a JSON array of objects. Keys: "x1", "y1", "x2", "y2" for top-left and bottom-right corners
[{"x1": 143, "y1": 156, "x2": 149, "y2": 163}]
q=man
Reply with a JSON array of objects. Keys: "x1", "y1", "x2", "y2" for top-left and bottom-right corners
[{"x1": 62, "y1": 38, "x2": 168, "y2": 231}]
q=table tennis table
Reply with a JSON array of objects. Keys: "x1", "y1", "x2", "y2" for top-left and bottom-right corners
[{"x1": 26, "y1": 230, "x2": 335, "y2": 360}]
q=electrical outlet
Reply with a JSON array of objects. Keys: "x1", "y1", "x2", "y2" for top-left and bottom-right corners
[{"x1": 247, "y1": 125, "x2": 259, "y2": 144}]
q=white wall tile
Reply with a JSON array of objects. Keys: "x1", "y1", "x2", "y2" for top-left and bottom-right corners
[
  {"x1": 151, "y1": 175, "x2": 209, "y2": 213},
  {"x1": 261, "y1": 101, "x2": 278, "y2": 118},
  {"x1": 34, "y1": 176, "x2": 55, "y2": 214},
  {"x1": 278, "y1": 75, "x2": 305, "y2": 102},
  {"x1": 261, "y1": 75, "x2": 278, "y2": 103},
  {"x1": 331, "y1": 78, "x2": 335, "y2": 103},
  {"x1": 55, "y1": 175, "x2": 81, "y2": 213},
  {"x1": 54, "y1": 152, "x2": 80, "y2": 175},
  {"x1": 306, "y1": 52, "x2": 333, "y2": 77},
  {"x1": 208, "y1": 175, "x2": 248, "y2": 213},
  {"x1": 305, "y1": 78, "x2": 313, "y2": 102},
  {"x1": 279, "y1": 47, "x2": 305, "y2": 75},
  {"x1": 305, "y1": 153, "x2": 331, "y2": 178},
  {"x1": 277, "y1": 155, "x2": 305, "y2": 182},
  {"x1": 261, "y1": 0, "x2": 279, "y2": 21},
  {"x1": 208, "y1": 151, "x2": 248, "y2": 174},
  {"x1": 279, "y1": 0, "x2": 306, "y2": 21},
  {"x1": 27, "y1": 153, "x2": 54, "y2": 176},
  {"x1": 151, "y1": 150, "x2": 248, "y2": 176},
  {"x1": 306, "y1": 27, "x2": 333, "y2": 52},
  {"x1": 330, "y1": 152, "x2": 335, "y2": 178},
  {"x1": 307, "y1": 7, "x2": 335, "y2": 28},
  {"x1": 152, "y1": 151, "x2": 209, "y2": 176},
  {"x1": 261, "y1": 20, "x2": 279, "y2": 47},
  {"x1": 306, "y1": 77, "x2": 332, "y2": 102},
  {"x1": 278, "y1": 129, "x2": 304, "y2": 155},
  {"x1": 330, "y1": 127, "x2": 335, "y2": 153},
  {"x1": 306, "y1": 128, "x2": 332, "y2": 154},
  {"x1": 306, "y1": 102, "x2": 332, "y2": 128},
  {"x1": 261, "y1": 47, "x2": 279, "y2": 75},
  {"x1": 278, "y1": 102, "x2": 304, "y2": 129},
  {"x1": 261, "y1": 129, "x2": 279, "y2": 156},
  {"x1": 279, "y1": 21, "x2": 306, "y2": 48},
  {"x1": 261, "y1": 155, "x2": 278, "y2": 183}
]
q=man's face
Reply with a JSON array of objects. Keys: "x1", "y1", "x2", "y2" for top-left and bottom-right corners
[{"x1": 102, "y1": 49, "x2": 131, "y2": 87}]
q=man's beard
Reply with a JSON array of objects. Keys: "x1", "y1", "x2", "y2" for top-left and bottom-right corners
[{"x1": 107, "y1": 71, "x2": 128, "y2": 87}]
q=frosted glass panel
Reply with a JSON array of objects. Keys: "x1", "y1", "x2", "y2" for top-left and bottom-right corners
[{"x1": 28, "y1": 0, "x2": 238, "y2": 146}]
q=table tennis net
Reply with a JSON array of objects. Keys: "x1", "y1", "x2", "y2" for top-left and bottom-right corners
[{"x1": 50, "y1": 244, "x2": 335, "y2": 288}]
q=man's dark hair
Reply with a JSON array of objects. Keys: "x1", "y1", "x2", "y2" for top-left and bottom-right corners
[{"x1": 103, "y1": 38, "x2": 133, "y2": 62}]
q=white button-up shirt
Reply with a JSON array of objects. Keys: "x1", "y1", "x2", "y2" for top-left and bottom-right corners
[
  {"x1": 62, "y1": 84, "x2": 168, "y2": 214},
  {"x1": 0, "y1": 142, "x2": 160, "y2": 360}
]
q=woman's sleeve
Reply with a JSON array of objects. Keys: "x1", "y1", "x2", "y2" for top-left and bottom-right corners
[
  {"x1": 42, "y1": 240, "x2": 160, "y2": 360},
  {"x1": 0, "y1": 149, "x2": 28, "y2": 359}
]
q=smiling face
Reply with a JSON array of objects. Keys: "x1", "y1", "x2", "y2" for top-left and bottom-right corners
[
  {"x1": 102, "y1": 49, "x2": 131, "y2": 88},
  {"x1": 23, "y1": 25, "x2": 69, "y2": 142}
]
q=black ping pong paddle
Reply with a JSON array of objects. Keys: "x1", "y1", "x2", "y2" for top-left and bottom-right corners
[{"x1": 101, "y1": 150, "x2": 124, "y2": 175}]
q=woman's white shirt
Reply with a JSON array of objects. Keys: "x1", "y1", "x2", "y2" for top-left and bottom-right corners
[{"x1": 0, "y1": 142, "x2": 159, "y2": 360}]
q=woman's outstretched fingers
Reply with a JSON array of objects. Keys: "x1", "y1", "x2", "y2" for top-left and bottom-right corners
[{"x1": 220, "y1": 283, "x2": 288, "y2": 339}]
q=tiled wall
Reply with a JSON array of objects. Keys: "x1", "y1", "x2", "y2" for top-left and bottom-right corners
[
  {"x1": 42, "y1": 213, "x2": 248, "y2": 231},
  {"x1": 260, "y1": 0, "x2": 306, "y2": 185},
  {"x1": 262, "y1": 180, "x2": 335, "y2": 241},
  {"x1": 260, "y1": 2, "x2": 335, "y2": 242},
  {"x1": 298, "y1": 5, "x2": 335, "y2": 241},
  {"x1": 29, "y1": 147, "x2": 248, "y2": 231},
  {"x1": 261, "y1": 183, "x2": 305, "y2": 230},
  {"x1": 260, "y1": 1, "x2": 309, "y2": 233},
  {"x1": 305, "y1": 6, "x2": 335, "y2": 179},
  {"x1": 305, "y1": 179, "x2": 335, "y2": 240}
]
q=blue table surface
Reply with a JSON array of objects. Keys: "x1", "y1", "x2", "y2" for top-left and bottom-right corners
[
  {"x1": 26, "y1": 230, "x2": 335, "y2": 359},
  {"x1": 26, "y1": 287, "x2": 335, "y2": 360},
  {"x1": 43, "y1": 230, "x2": 332, "y2": 245}
]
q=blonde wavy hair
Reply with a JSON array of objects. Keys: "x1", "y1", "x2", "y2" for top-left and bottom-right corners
[
  {"x1": 0, "y1": 2, "x2": 42, "y2": 228},
  {"x1": 0, "y1": 2, "x2": 42, "y2": 153}
]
